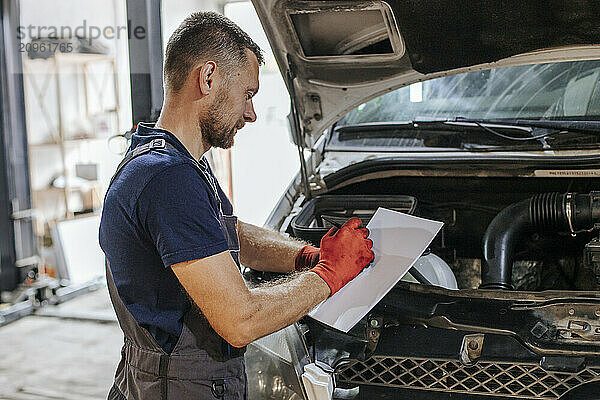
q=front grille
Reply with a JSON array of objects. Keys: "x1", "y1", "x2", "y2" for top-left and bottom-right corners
[{"x1": 336, "y1": 356, "x2": 600, "y2": 399}]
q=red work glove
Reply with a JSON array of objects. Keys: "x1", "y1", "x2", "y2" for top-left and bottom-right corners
[
  {"x1": 294, "y1": 245, "x2": 320, "y2": 271},
  {"x1": 310, "y1": 217, "x2": 374, "y2": 296}
]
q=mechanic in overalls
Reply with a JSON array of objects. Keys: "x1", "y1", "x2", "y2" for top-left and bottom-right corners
[{"x1": 99, "y1": 12, "x2": 373, "y2": 400}]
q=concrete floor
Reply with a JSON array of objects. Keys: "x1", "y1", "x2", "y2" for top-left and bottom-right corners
[{"x1": 0, "y1": 287, "x2": 122, "y2": 400}]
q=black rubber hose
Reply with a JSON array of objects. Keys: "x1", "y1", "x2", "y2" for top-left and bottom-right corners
[
  {"x1": 481, "y1": 192, "x2": 600, "y2": 290},
  {"x1": 481, "y1": 199, "x2": 531, "y2": 290},
  {"x1": 529, "y1": 192, "x2": 567, "y2": 231}
]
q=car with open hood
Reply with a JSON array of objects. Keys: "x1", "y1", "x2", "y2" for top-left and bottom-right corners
[{"x1": 243, "y1": 1, "x2": 600, "y2": 399}]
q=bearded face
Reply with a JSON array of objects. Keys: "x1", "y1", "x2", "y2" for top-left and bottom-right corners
[{"x1": 199, "y1": 85, "x2": 244, "y2": 149}]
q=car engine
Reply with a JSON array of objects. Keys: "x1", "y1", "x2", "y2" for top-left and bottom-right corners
[
  {"x1": 246, "y1": 172, "x2": 600, "y2": 400},
  {"x1": 287, "y1": 175, "x2": 600, "y2": 293}
]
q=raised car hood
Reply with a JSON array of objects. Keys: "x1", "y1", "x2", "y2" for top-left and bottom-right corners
[{"x1": 251, "y1": 0, "x2": 600, "y2": 145}]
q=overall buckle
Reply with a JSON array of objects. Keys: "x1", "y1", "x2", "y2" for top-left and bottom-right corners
[
  {"x1": 211, "y1": 379, "x2": 226, "y2": 398},
  {"x1": 151, "y1": 138, "x2": 166, "y2": 149}
]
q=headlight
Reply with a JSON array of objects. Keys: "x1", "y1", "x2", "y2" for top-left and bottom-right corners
[{"x1": 245, "y1": 324, "x2": 310, "y2": 400}]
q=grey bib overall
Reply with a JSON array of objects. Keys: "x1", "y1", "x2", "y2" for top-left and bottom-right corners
[{"x1": 106, "y1": 139, "x2": 246, "y2": 399}]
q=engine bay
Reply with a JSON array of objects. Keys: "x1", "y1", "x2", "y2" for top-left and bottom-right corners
[
  {"x1": 286, "y1": 175, "x2": 600, "y2": 292},
  {"x1": 247, "y1": 172, "x2": 600, "y2": 400}
]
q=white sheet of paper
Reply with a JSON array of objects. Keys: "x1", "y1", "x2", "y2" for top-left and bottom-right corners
[{"x1": 308, "y1": 207, "x2": 444, "y2": 332}]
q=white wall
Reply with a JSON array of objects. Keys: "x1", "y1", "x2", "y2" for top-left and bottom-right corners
[
  {"x1": 162, "y1": 1, "x2": 300, "y2": 226},
  {"x1": 161, "y1": 0, "x2": 220, "y2": 41},
  {"x1": 225, "y1": 2, "x2": 299, "y2": 226}
]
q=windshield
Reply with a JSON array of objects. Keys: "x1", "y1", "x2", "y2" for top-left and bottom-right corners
[{"x1": 335, "y1": 60, "x2": 600, "y2": 150}]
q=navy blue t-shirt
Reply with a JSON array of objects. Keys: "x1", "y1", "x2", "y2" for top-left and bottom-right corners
[{"x1": 99, "y1": 123, "x2": 233, "y2": 353}]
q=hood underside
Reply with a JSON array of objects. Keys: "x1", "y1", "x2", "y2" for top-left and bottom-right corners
[{"x1": 251, "y1": 0, "x2": 600, "y2": 145}]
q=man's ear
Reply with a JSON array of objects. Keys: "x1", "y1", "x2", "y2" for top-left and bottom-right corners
[{"x1": 198, "y1": 61, "x2": 217, "y2": 96}]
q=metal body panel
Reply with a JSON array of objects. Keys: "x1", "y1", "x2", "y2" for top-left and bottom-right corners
[{"x1": 251, "y1": 0, "x2": 600, "y2": 143}]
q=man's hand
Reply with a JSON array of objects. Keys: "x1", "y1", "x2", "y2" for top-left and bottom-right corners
[
  {"x1": 294, "y1": 245, "x2": 320, "y2": 271},
  {"x1": 171, "y1": 218, "x2": 373, "y2": 348},
  {"x1": 311, "y1": 217, "x2": 374, "y2": 295}
]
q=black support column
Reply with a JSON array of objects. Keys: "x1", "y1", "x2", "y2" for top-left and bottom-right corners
[
  {"x1": 126, "y1": 0, "x2": 164, "y2": 125},
  {"x1": 0, "y1": 0, "x2": 37, "y2": 291}
]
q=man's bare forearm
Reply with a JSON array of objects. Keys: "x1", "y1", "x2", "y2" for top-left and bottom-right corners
[
  {"x1": 235, "y1": 271, "x2": 330, "y2": 345},
  {"x1": 238, "y1": 220, "x2": 306, "y2": 273}
]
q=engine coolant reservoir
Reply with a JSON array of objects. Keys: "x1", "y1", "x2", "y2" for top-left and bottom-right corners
[{"x1": 403, "y1": 253, "x2": 458, "y2": 289}]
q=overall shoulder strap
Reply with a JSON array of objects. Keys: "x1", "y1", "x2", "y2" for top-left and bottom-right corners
[
  {"x1": 108, "y1": 138, "x2": 168, "y2": 190},
  {"x1": 106, "y1": 137, "x2": 223, "y2": 213}
]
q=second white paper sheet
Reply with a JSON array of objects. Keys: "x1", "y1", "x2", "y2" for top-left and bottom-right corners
[{"x1": 308, "y1": 207, "x2": 444, "y2": 332}]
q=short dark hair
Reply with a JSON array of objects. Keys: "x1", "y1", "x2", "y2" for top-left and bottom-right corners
[{"x1": 164, "y1": 12, "x2": 264, "y2": 92}]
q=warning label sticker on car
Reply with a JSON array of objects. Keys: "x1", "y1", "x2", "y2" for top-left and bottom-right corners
[{"x1": 534, "y1": 170, "x2": 600, "y2": 177}]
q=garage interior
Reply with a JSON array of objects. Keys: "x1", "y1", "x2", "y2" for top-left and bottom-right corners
[
  {"x1": 0, "y1": 0, "x2": 297, "y2": 398},
  {"x1": 5, "y1": 1, "x2": 600, "y2": 399}
]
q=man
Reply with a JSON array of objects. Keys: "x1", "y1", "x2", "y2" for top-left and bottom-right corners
[{"x1": 99, "y1": 11, "x2": 374, "y2": 399}]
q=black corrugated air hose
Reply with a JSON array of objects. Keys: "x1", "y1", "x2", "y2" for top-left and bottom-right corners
[{"x1": 480, "y1": 192, "x2": 600, "y2": 290}]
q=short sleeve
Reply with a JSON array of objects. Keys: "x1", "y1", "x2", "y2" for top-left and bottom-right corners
[{"x1": 136, "y1": 163, "x2": 229, "y2": 267}]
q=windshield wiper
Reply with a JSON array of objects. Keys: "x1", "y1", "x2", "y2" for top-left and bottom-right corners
[
  {"x1": 450, "y1": 117, "x2": 600, "y2": 148},
  {"x1": 333, "y1": 118, "x2": 600, "y2": 150},
  {"x1": 333, "y1": 120, "x2": 544, "y2": 145},
  {"x1": 453, "y1": 117, "x2": 600, "y2": 135},
  {"x1": 336, "y1": 118, "x2": 600, "y2": 137}
]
